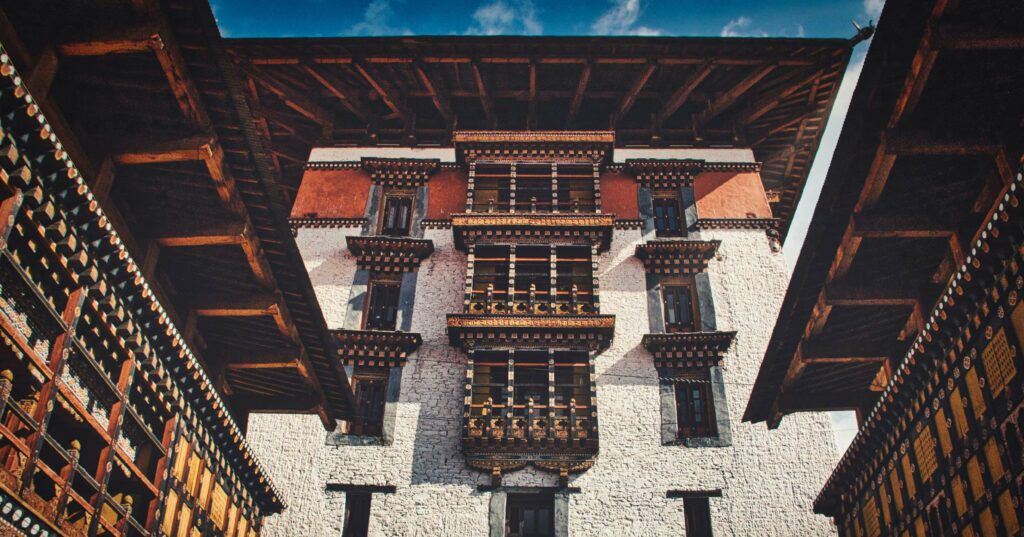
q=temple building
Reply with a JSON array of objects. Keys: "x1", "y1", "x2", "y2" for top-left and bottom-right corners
[
  {"x1": 0, "y1": 0, "x2": 883, "y2": 535},
  {"x1": 746, "y1": 0, "x2": 1024, "y2": 536}
]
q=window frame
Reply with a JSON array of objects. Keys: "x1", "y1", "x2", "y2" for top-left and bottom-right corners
[
  {"x1": 505, "y1": 493, "x2": 555, "y2": 537},
  {"x1": 341, "y1": 491, "x2": 372, "y2": 537},
  {"x1": 363, "y1": 277, "x2": 402, "y2": 331},
  {"x1": 652, "y1": 191, "x2": 685, "y2": 237},
  {"x1": 683, "y1": 496, "x2": 714, "y2": 537},
  {"x1": 378, "y1": 191, "x2": 415, "y2": 237},
  {"x1": 343, "y1": 366, "x2": 390, "y2": 437},
  {"x1": 661, "y1": 282, "x2": 699, "y2": 333},
  {"x1": 674, "y1": 370, "x2": 717, "y2": 439}
]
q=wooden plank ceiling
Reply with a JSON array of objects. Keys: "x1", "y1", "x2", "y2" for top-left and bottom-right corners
[
  {"x1": 745, "y1": 0, "x2": 1024, "y2": 427},
  {"x1": 224, "y1": 35, "x2": 858, "y2": 237},
  {"x1": 0, "y1": 0, "x2": 356, "y2": 429}
]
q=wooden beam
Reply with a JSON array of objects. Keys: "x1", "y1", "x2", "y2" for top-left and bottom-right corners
[
  {"x1": 413, "y1": 60, "x2": 453, "y2": 127},
  {"x1": 193, "y1": 293, "x2": 281, "y2": 317},
  {"x1": 932, "y1": 22, "x2": 1024, "y2": 50},
  {"x1": 824, "y1": 282, "x2": 921, "y2": 307},
  {"x1": 152, "y1": 220, "x2": 247, "y2": 247},
  {"x1": 148, "y1": 26, "x2": 211, "y2": 131},
  {"x1": 565, "y1": 62, "x2": 592, "y2": 128},
  {"x1": 301, "y1": 63, "x2": 373, "y2": 125},
  {"x1": 471, "y1": 60, "x2": 496, "y2": 129},
  {"x1": 655, "y1": 60, "x2": 714, "y2": 127},
  {"x1": 610, "y1": 61, "x2": 656, "y2": 127},
  {"x1": 57, "y1": 25, "x2": 158, "y2": 56},
  {"x1": 222, "y1": 348, "x2": 301, "y2": 370},
  {"x1": 693, "y1": 63, "x2": 776, "y2": 130},
  {"x1": 26, "y1": 47, "x2": 58, "y2": 102},
  {"x1": 739, "y1": 66, "x2": 826, "y2": 126},
  {"x1": 884, "y1": 129, "x2": 1000, "y2": 156},
  {"x1": 852, "y1": 213, "x2": 955, "y2": 239},
  {"x1": 351, "y1": 60, "x2": 407, "y2": 121},
  {"x1": 853, "y1": 141, "x2": 898, "y2": 212},
  {"x1": 113, "y1": 135, "x2": 214, "y2": 165},
  {"x1": 235, "y1": 58, "x2": 332, "y2": 127}
]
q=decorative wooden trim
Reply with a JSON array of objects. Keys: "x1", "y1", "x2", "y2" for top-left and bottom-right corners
[
  {"x1": 635, "y1": 240, "x2": 720, "y2": 274},
  {"x1": 420, "y1": 218, "x2": 452, "y2": 229},
  {"x1": 289, "y1": 217, "x2": 367, "y2": 230},
  {"x1": 625, "y1": 159, "x2": 762, "y2": 189},
  {"x1": 345, "y1": 236, "x2": 434, "y2": 273},
  {"x1": 614, "y1": 219, "x2": 644, "y2": 230},
  {"x1": 453, "y1": 131, "x2": 615, "y2": 144},
  {"x1": 360, "y1": 157, "x2": 440, "y2": 187},
  {"x1": 446, "y1": 314, "x2": 615, "y2": 351},
  {"x1": 453, "y1": 130, "x2": 614, "y2": 164},
  {"x1": 642, "y1": 331, "x2": 737, "y2": 368},
  {"x1": 303, "y1": 160, "x2": 362, "y2": 170},
  {"x1": 332, "y1": 329, "x2": 422, "y2": 368},
  {"x1": 451, "y1": 213, "x2": 615, "y2": 252},
  {"x1": 695, "y1": 217, "x2": 780, "y2": 231}
]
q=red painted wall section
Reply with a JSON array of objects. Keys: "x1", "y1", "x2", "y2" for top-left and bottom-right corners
[
  {"x1": 427, "y1": 168, "x2": 468, "y2": 219},
  {"x1": 599, "y1": 170, "x2": 639, "y2": 219},
  {"x1": 290, "y1": 168, "x2": 372, "y2": 219},
  {"x1": 693, "y1": 171, "x2": 773, "y2": 219}
]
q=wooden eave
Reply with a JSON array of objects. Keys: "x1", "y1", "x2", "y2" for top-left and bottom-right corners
[
  {"x1": 223, "y1": 35, "x2": 859, "y2": 236},
  {"x1": 744, "y1": 0, "x2": 1024, "y2": 428},
  {"x1": 450, "y1": 212, "x2": 615, "y2": 252},
  {"x1": 345, "y1": 236, "x2": 434, "y2": 272},
  {"x1": 0, "y1": 0, "x2": 357, "y2": 431},
  {"x1": 454, "y1": 130, "x2": 615, "y2": 164},
  {"x1": 332, "y1": 328, "x2": 422, "y2": 367},
  {"x1": 446, "y1": 314, "x2": 615, "y2": 351},
  {"x1": 361, "y1": 156, "x2": 440, "y2": 187},
  {"x1": 625, "y1": 159, "x2": 761, "y2": 189},
  {"x1": 634, "y1": 239, "x2": 720, "y2": 274},
  {"x1": 641, "y1": 331, "x2": 737, "y2": 369}
]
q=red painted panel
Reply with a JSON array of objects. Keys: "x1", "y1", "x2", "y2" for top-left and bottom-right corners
[
  {"x1": 427, "y1": 168, "x2": 468, "y2": 219},
  {"x1": 290, "y1": 168, "x2": 372, "y2": 219},
  {"x1": 600, "y1": 170, "x2": 639, "y2": 219},
  {"x1": 693, "y1": 171, "x2": 772, "y2": 219}
]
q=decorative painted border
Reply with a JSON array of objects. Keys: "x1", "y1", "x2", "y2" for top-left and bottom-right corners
[
  {"x1": 289, "y1": 217, "x2": 367, "y2": 230},
  {"x1": 635, "y1": 240, "x2": 721, "y2": 275}
]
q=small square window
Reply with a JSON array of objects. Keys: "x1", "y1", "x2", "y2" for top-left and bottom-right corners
[
  {"x1": 675, "y1": 371, "x2": 716, "y2": 439},
  {"x1": 653, "y1": 194, "x2": 685, "y2": 237},
  {"x1": 341, "y1": 492, "x2": 372, "y2": 537},
  {"x1": 662, "y1": 284, "x2": 698, "y2": 333},
  {"x1": 683, "y1": 497, "x2": 713, "y2": 537},
  {"x1": 506, "y1": 494, "x2": 554, "y2": 537},
  {"x1": 364, "y1": 280, "x2": 401, "y2": 331},
  {"x1": 380, "y1": 194, "x2": 413, "y2": 236},
  {"x1": 341, "y1": 366, "x2": 389, "y2": 437}
]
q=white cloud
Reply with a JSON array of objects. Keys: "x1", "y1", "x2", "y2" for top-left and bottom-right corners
[
  {"x1": 796, "y1": 24, "x2": 806, "y2": 38},
  {"x1": 347, "y1": 0, "x2": 412, "y2": 36},
  {"x1": 465, "y1": 0, "x2": 542, "y2": 36},
  {"x1": 864, "y1": 0, "x2": 885, "y2": 20},
  {"x1": 720, "y1": 16, "x2": 767, "y2": 38},
  {"x1": 591, "y1": 0, "x2": 662, "y2": 36}
]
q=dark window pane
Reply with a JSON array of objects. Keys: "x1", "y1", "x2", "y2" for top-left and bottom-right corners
[
  {"x1": 381, "y1": 196, "x2": 413, "y2": 236},
  {"x1": 349, "y1": 367, "x2": 388, "y2": 436},
  {"x1": 506, "y1": 494, "x2": 554, "y2": 537},
  {"x1": 365, "y1": 282, "x2": 400, "y2": 330},
  {"x1": 684, "y1": 497, "x2": 713, "y2": 537},
  {"x1": 663, "y1": 285, "x2": 696, "y2": 333},
  {"x1": 676, "y1": 373, "x2": 716, "y2": 438},
  {"x1": 653, "y1": 195, "x2": 685, "y2": 237},
  {"x1": 342, "y1": 493, "x2": 372, "y2": 537}
]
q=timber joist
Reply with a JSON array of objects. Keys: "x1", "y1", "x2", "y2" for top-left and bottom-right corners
[
  {"x1": 0, "y1": 47, "x2": 285, "y2": 516},
  {"x1": 346, "y1": 236, "x2": 434, "y2": 273},
  {"x1": 0, "y1": 0, "x2": 358, "y2": 432},
  {"x1": 634, "y1": 239, "x2": 720, "y2": 275},
  {"x1": 332, "y1": 328, "x2": 423, "y2": 368}
]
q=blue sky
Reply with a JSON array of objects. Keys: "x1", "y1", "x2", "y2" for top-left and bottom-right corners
[{"x1": 214, "y1": 0, "x2": 884, "y2": 453}]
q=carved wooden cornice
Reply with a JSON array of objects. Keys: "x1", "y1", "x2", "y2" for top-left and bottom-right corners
[
  {"x1": 289, "y1": 217, "x2": 367, "y2": 231},
  {"x1": 614, "y1": 219, "x2": 644, "y2": 230},
  {"x1": 360, "y1": 157, "x2": 440, "y2": 187},
  {"x1": 345, "y1": 236, "x2": 434, "y2": 273},
  {"x1": 450, "y1": 213, "x2": 615, "y2": 251},
  {"x1": 642, "y1": 331, "x2": 737, "y2": 368},
  {"x1": 331, "y1": 329, "x2": 422, "y2": 367},
  {"x1": 635, "y1": 239, "x2": 720, "y2": 274},
  {"x1": 453, "y1": 130, "x2": 614, "y2": 164},
  {"x1": 625, "y1": 159, "x2": 762, "y2": 189},
  {"x1": 420, "y1": 218, "x2": 452, "y2": 230},
  {"x1": 447, "y1": 314, "x2": 615, "y2": 351},
  {"x1": 695, "y1": 217, "x2": 779, "y2": 231}
]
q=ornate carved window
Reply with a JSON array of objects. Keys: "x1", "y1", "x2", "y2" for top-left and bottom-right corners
[
  {"x1": 468, "y1": 245, "x2": 595, "y2": 316},
  {"x1": 472, "y1": 163, "x2": 513, "y2": 212},
  {"x1": 364, "y1": 277, "x2": 401, "y2": 330},
  {"x1": 469, "y1": 162, "x2": 597, "y2": 214}
]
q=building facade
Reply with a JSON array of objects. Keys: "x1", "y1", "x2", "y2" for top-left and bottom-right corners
[{"x1": 247, "y1": 133, "x2": 841, "y2": 536}]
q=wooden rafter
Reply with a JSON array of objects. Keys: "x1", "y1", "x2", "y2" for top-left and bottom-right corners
[
  {"x1": 610, "y1": 60, "x2": 656, "y2": 127},
  {"x1": 193, "y1": 293, "x2": 282, "y2": 317},
  {"x1": 693, "y1": 63, "x2": 776, "y2": 130},
  {"x1": 565, "y1": 61, "x2": 592, "y2": 128},
  {"x1": 352, "y1": 60, "x2": 407, "y2": 121},
  {"x1": 222, "y1": 348, "x2": 301, "y2": 370},
  {"x1": 739, "y1": 66, "x2": 827, "y2": 126},
  {"x1": 152, "y1": 220, "x2": 248, "y2": 247},
  {"x1": 823, "y1": 283, "x2": 922, "y2": 307},
  {"x1": 527, "y1": 61, "x2": 537, "y2": 130},
  {"x1": 236, "y1": 58, "x2": 332, "y2": 127},
  {"x1": 301, "y1": 63, "x2": 372, "y2": 124},
  {"x1": 413, "y1": 60, "x2": 453, "y2": 127},
  {"x1": 655, "y1": 60, "x2": 714, "y2": 128},
  {"x1": 851, "y1": 213, "x2": 955, "y2": 239},
  {"x1": 471, "y1": 60, "x2": 496, "y2": 129},
  {"x1": 932, "y1": 22, "x2": 1024, "y2": 50}
]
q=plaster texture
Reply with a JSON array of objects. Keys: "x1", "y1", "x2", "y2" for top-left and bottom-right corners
[{"x1": 249, "y1": 222, "x2": 841, "y2": 536}]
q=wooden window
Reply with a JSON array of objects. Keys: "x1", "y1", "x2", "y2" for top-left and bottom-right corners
[
  {"x1": 469, "y1": 245, "x2": 511, "y2": 314},
  {"x1": 683, "y1": 496, "x2": 714, "y2": 537},
  {"x1": 965, "y1": 367, "x2": 986, "y2": 419},
  {"x1": 979, "y1": 508, "x2": 996, "y2": 537},
  {"x1": 934, "y1": 408, "x2": 952, "y2": 456},
  {"x1": 889, "y1": 468, "x2": 904, "y2": 510},
  {"x1": 344, "y1": 366, "x2": 389, "y2": 437},
  {"x1": 675, "y1": 370, "x2": 716, "y2": 438},
  {"x1": 662, "y1": 283, "x2": 698, "y2": 333},
  {"x1": 863, "y1": 497, "x2": 880, "y2": 537},
  {"x1": 554, "y1": 245, "x2": 594, "y2": 314},
  {"x1": 380, "y1": 194, "x2": 413, "y2": 236},
  {"x1": 967, "y1": 456, "x2": 984, "y2": 501},
  {"x1": 950, "y1": 388, "x2": 969, "y2": 439},
  {"x1": 913, "y1": 428, "x2": 938, "y2": 483},
  {"x1": 472, "y1": 163, "x2": 512, "y2": 212},
  {"x1": 983, "y1": 437, "x2": 1004, "y2": 482},
  {"x1": 951, "y1": 476, "x2": 968, "y2": 517},
  {"x1": 652, "y1": 193, "x2": 685, "y2": 237},
  {"x1": 981, "y1": 328, "x2": 1015, "y2": 397},
  {"x1": 506, "y1": 494, "x2": 554, "y2": 537},
  {"x1": 364, "y1": 279, "x2": 401, "y2": 330},
  {"x1": 901, "y1": 454, "x2": 916, "y2": 498},
  {"x1": 513, "y1": 245, "x2": 552, "y2": 314},
  {"x1": 342, "y1": 492, "x2": 372, "y2": 537},
  {"x1": 516, "y1": 163, "x2": 554, "y2": 212},
  {"x1": 556, "y1": 164, "x2": 596, "y2": 212}
]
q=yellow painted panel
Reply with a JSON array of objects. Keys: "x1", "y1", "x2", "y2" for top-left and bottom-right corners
[
  {"x1": 962, "y1": 526, "x2": 975, "y2": 537},
  {"x1": 863, "y1": 497, "x2": 880, "y2": 537},
  {"x1": 890, "y1": 469, "x2": 904, "y2": 510},
  {"x1": 901, "y1": 454, "x2": 916, "y2": 498},
  {"x1": 1012, "y1": 302, "x2": 1024, "y2": 346},
  {"x1": 198, "y1": 465, "x2": 213, "y2": 509},
  {"x1": 951, "y1": 476, "x2": 968, "y2": 517},
  {"x1": 967, "y1": 456, "x2": 985, "y2": 501},
  {"x1": 187, "y1": 452, "x2": 201, "y2": 497},
  {"x1": 982, "y1": 328, "x2": 1016, "y2": 396},
  {"x1": 980, "y1": 508, "x2": 996, "y2": 537},
  {"x1": 914, "y1": 516, "x2": 925, "y2": 537},
  {"x1": 984, "y1": 437, "x2": 1004, "y2": 482},
  {"x1": 879, "y1": 486, "x2": 891, "y2": 525},
  {"x1": 161, "y1": 489, "x2": 179, "y2": 536},
  {"x1": 966, "y1": 368, "x2": 987, "y2": 419},
  {"x1": 177, "y1": 505, "x2": 192, "y2": 537},
  {"x1": 914, "y1": 429, "x2": 938, "y2": 482},
  {"x1": 1000, "y1": 490, "x2": 1020, "y2": 534},
  {"x1": 211, "y1": 482, "x2": 228, "y2": 529},
  {"x1": 172, "y1": 437, "x2": 189, "y2": 480},
  {"x1": 226, "y1": 503, "x2": 239, "y2": 537},
  {"x1": 950, "y1": 388, "x2": 969, "y2": 439},
  {"x1": 934, "y1": 408, "x2": 952, "y2": 456}
]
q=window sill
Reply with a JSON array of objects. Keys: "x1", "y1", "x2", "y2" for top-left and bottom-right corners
[
  {"x1": 325, "y1": 432, "x2": 390, "y2": 447},
  {"x1": 665, "y1": 436, "x2": 730, "y2": 448}
]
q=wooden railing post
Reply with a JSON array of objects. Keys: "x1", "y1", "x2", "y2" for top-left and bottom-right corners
[{"x1": 54, "y1": 439, "x2": 80, "y2": 524}]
